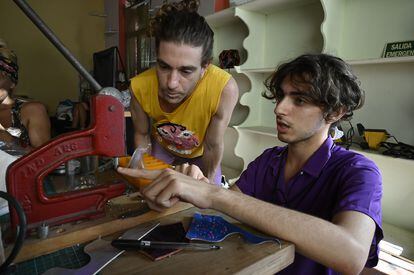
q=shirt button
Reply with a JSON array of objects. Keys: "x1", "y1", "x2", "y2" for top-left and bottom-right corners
[{"x1": 300, "y1": 171, "x2": 304, "y2": 175}]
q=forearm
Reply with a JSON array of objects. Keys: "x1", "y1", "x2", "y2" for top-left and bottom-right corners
[
  {"x1": 201, "y1": 141, "x2": 223, "y2": 183},
  {"x1": 134, "y1": 132, "x2": 151, "y2": 149},
  {"x1": 135, "y1": 167, "x2": 368, "y2": 273},
  {"x1": 211, "y1": 189, "x2": 368, "y2": 274},
  {"x1": 201, "y1": 77, "x2": 238, "y2": 183},
  {"x1": 29, "y1": 126, "x2": 51, "y2": 148},
  {"x1": 130, "y1": 90, "x2": 150, "y2": 150}
]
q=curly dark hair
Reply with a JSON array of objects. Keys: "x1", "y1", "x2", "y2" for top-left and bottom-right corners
[
  {"x1": 263, "y1": 54, "x2": 364, "y2": 126},
  {"x1": 149, "y1": 0, "x2": 213, "y2": 66}
]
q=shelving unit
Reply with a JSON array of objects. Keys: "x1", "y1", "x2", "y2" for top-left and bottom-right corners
[
  {"x1": 238, "y1": 0, "x2": 324, "y2": 70},
  {"x1": 347, "y1": 56, "x2": 414, "y2": 66},
  {"x1": 321, "y1": 0, "x2": 414, "y2": 61},
  {"x1": 206, "y1": 9, "x2": 248, "y2": 68},
  {"x1": 206, "y1": 0, "x2": 414, "y2": 236},
  {"x1": 351, "y1": 61, "x2": 414, "y2": 145}
]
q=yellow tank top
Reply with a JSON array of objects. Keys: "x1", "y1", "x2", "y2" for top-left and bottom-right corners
[{"x1": 131, "y1": 64, "x2": 231, "y2": 158}]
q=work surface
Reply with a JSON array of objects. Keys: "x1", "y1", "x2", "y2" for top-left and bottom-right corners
[
  {"x1": 12, "y1": 197, "x2": 192, "y2": 263},
  {"x1": 102, "y1": 207, "x2": 295, "y2": 274},
  {"x1": 11, "y1": 195, "x2": 294, "y2": 274}
]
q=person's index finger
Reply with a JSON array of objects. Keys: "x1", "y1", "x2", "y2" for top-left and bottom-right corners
[
  {"x1": 117, "y1": 167, "x2": 163, "y2": 179},
  {"x1": 140, "y1": 169, "x2": 164, "y2": 179}
]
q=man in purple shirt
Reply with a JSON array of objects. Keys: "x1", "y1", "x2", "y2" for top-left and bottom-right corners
[{"x1": 118, "y1": 54, "x2": 383, "y2": 274}]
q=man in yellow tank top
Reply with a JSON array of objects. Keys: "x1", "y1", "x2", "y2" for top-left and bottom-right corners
[{"x1": 129, "y1": 0, "x2": 239, "y2": 184}]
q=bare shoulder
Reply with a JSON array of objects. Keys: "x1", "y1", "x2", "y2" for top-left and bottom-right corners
[
  {"x1": 20, "y1": 101, "x2": 49, "y2": 122},
  {"x1": 21, "y1": 101, "x2": 48, "y2": 113},
  {"x1": 222, "y1": 77, "x2": 239, "y2": 99},
  {"x1": 217, "y1": 77, "x2": 239, "y2": 117}
]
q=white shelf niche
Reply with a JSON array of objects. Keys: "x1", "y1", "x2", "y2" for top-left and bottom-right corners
[
  {"x1": 236, "y1": 0, "x2": 323, "y2": 70},
  {"x1": 237, "y1": 71, "x2": 276, "y2": 129},
  {"x1": 350, "y1": 61, "x2": 414, "y2": 145},
  {"x1": 228, "y1": 70, "x2": 251, "y2": 126},
  {"x1": 206, "y1": 9, "x2": 248, "y2": 68},
  {"x1": 321, "y1": 0, "x2": 414, "y2": 61},
  {"x1": 207, "y1": 0, "x2": 324, "y2": 71}
]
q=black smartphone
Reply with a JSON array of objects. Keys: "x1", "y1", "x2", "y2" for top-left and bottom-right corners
[{"x1": 139, "y1": 222, "x2": 188, "y2": 261}]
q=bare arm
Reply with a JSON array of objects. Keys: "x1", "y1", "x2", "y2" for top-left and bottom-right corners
[
  {"x1": 210, "y1": 188, "x2": 375, "y2": 275},
  {"x1": 129, "y1": 87, "x2": 151, "y2": 149},
  {"x1": 22, "y1": 102, "x2": 51, "y2": 148},
  {"x1": 117, "y1": 166, "x2": 376, "y2": 275},
  {"x1": 202, "y1": 77, "x2": 238, "y2": 183}
]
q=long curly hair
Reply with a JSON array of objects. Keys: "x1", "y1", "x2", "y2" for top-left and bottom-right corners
[
  {"x1": 149, "y1": 0, "x2": 213, "y2": 66},
  {"x1": 263, "y1": 54, "x2": 364, "y2": 126}
]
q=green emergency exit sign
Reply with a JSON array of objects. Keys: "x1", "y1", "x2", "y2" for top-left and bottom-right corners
[{"x1": 383, "y1": 40, "x2": 414, "y2": 58}]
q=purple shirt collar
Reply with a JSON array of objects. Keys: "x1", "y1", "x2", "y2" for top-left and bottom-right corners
[
  {"x1": 303, "y1": 136, "x2": 334, "y2": 178},
  {"x1": 270, "y1": 136, "x2": 334, "y2": 178}
]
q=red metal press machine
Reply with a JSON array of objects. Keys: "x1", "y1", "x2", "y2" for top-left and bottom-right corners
[
  {"x1": 6, "y1": 95, "x2": 127, "y2": 230},
  {"x1": 6, "y1": 0, "x2": 129, "y2": 231}
]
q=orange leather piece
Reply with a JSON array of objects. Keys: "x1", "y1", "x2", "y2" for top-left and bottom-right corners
[{"x1": 118, "y1": 154, "x2": 171, "y2": 189}]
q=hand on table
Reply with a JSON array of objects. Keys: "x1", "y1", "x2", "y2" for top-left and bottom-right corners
[{"x1": 117, "y1": 164, "x2": 218, "y2": 211}]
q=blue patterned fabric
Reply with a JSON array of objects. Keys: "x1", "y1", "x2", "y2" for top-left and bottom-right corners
[{"x1": 186, "y1": 213, "x2": 280, "y2": 246}]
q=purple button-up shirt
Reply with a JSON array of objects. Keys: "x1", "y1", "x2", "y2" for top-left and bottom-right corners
[{"x1": 236, "y1": 137, "x2": 383, "y2": 275}]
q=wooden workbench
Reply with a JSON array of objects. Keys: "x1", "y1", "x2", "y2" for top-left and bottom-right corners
[
  {"x1": 102, "y1": 207, "x2": 295, "y2": 274},
  {"x1": 11, "y1": 195, "x2": 294, "y2": 274},
  {"x1": 12, "y1": 200, "x2": 193, "y2": 263}
]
